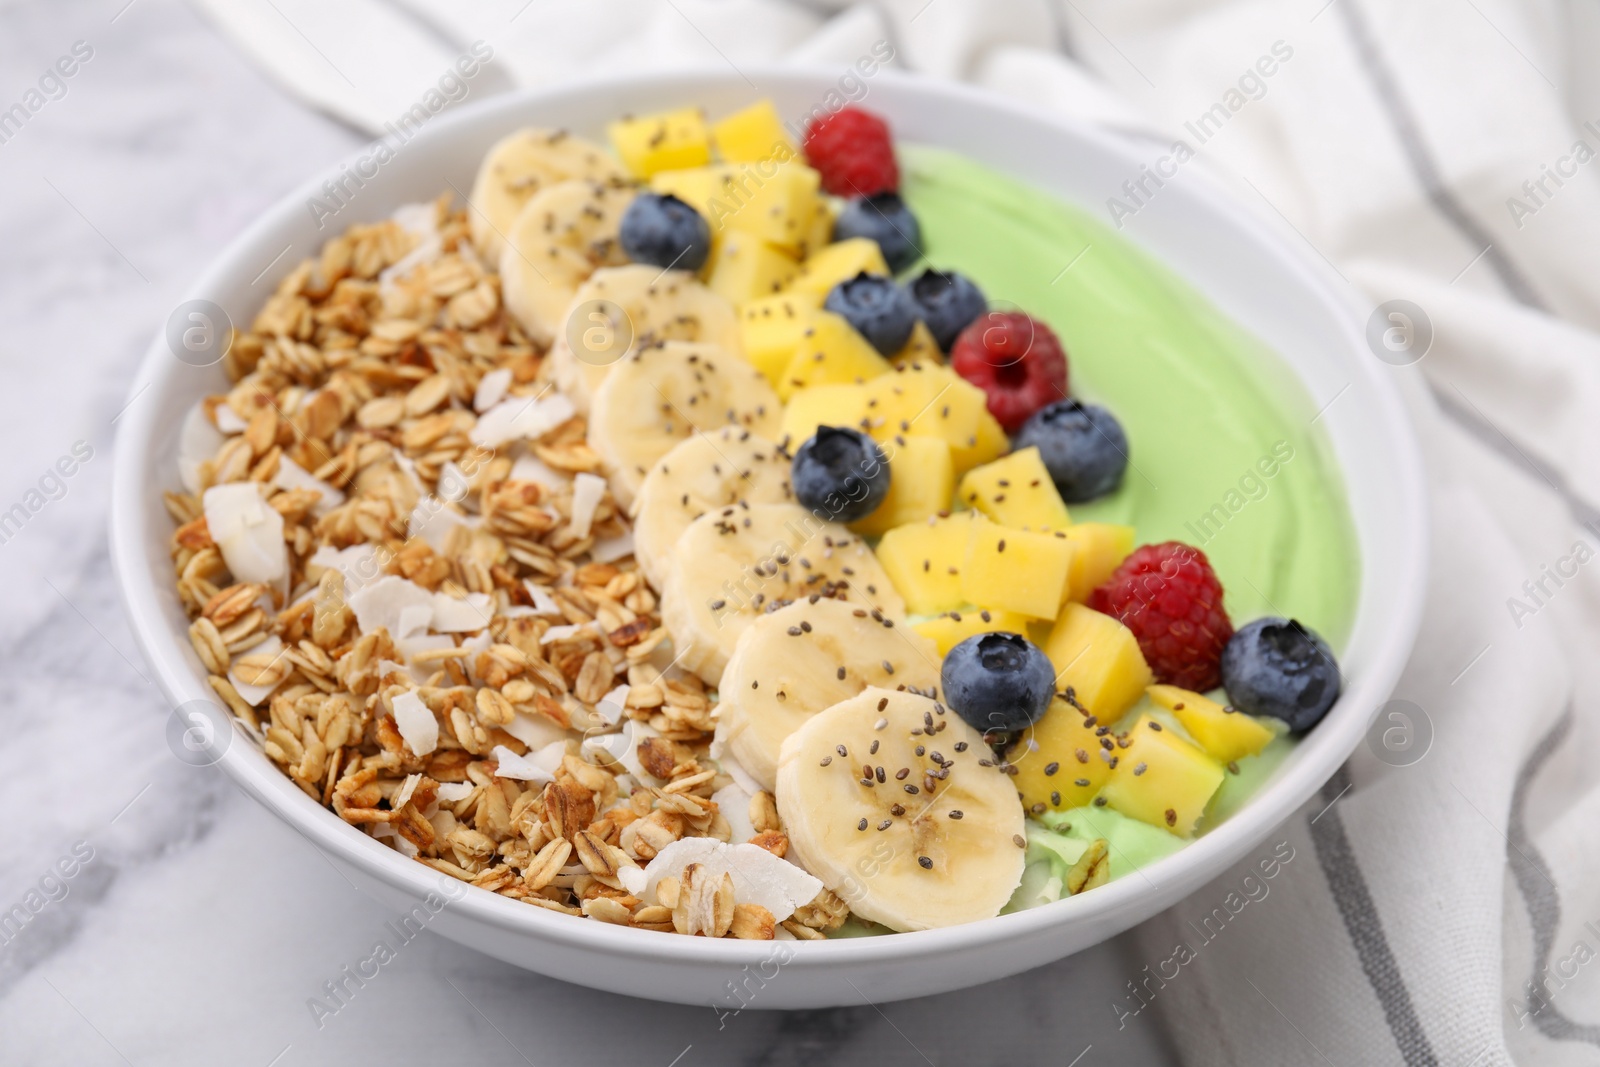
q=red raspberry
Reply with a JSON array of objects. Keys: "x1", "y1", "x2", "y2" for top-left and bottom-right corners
[
  {"x1": 803, "y1": 106, "x2": 899, "y2": 197},
  {"x1": 1089, "y1": 542, "x2": 1234, "y2": 692},
  {"x1": 949, "y1": 312, "x2": 1069, "y2": 433}
]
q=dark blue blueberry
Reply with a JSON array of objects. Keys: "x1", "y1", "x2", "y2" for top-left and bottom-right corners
[
  {"x1": 618, "y1": 193, "x2": 711, "y2": 272},
  {"x1": 941, "y1": 632, "x2": 1056, "y2": 735},
  {"x1": 909, "y1": 269, "x2": 987, "y2": 352},
  {"x1": 792, "y1": 426, "x2": 891, "y2": 524},
  {"x1": 1012, "y1": 399, "x2": 1129, "y2": 503},
  {"x1": 823, "y1": 273, "x2": 917, "y2": 355},
  {"x1": 1221, "y1": 618, "x2": 1341, "y2": 732},
  {"x1": 833, "y1": 192, "x2": 923, "y2": 274}
]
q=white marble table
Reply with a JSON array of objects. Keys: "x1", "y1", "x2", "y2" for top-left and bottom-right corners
[{"x1": 0, "y1": 2, "x2": 1180, "y2": 1061}]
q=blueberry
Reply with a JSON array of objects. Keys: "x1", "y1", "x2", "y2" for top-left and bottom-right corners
[
  {"x1": 909, "y1": 269, "x2": 986, "y2": 352},
  {"x1": 823, "y1": 274, "x2": 917, "y2": 355},
  {"x1": 1221, "y1": 618, "x2": 1341, "y2": 732},
  {"x1": 833, "y1": 192, "x2": 923, "y2": 273},
  {"x1": 941, "y1": 632, "x2": 1057, "y2": 735},
  {"x1": 791, "y1": 426, "x2": 891, "y2": 523},
  {"x1": 618, "y1": 193, "x2": 711, "y2": 272},
  {"x1": 1012, "y1": 399, "x2": 1129, "y2": 503}
]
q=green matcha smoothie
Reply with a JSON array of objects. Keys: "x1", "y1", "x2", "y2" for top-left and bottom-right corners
[{"x1": 899, "y1": 145, "x2": 1360, "y2": 646}]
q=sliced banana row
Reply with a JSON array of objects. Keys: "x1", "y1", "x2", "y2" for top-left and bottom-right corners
[
  {"x1": 630, "y1": 428, "x2": 794, "y2": 589},
  {"x1": 658, "y1": 502, "x2": 905, "y2": 684},
  {"x1": 719, "y1": 598, "x2": 941, "y2": 791},
  {"x1": 499, "y1": 178, "x2": 637, "y2": 347},
  {"x1": 468, "y1": 128, "x2": 626, "y2": 263},
  {"x1": 777, "y1": 687, "x2": 1026, "y2": 931}
]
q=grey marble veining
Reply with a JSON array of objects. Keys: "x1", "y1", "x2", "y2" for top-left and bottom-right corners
[{"x1": 0, "y1": 1, "x2": 1180, "y2": 1062}]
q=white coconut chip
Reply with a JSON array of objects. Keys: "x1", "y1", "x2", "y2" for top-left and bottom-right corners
[
  {"x1": 306, "y1": 543, "x2": 380, "y2": 587},
  {"x1": 717, "y1": 751, "x2": 766, "y2": 799},
  {"x1": 590, "y1": 530, "x2": 634, "y2": 564},
  {"x1": 435, "y1": 782, "x2": 475, "y2": 803},
  {"x1": 523, "y1": 581, "x2": 563, "y2": 616},
  {"x1": 712, "y1": 782, "x2": 759, "y2": 846},
  {"x1": 617, "y1": 866, "x2": 648, "y2": 895},
  {"x1": 390, "y1": 691, "x2": 438, "y2": 757},
  {"x1": 203, "y1": 482, "x2": 288, "y2": 585},
  {"x1": 490, "y1": 741, "x2": 566, "y2": 783},
  {"x1": 274, "y1": 454, "x2": 346, "y2": 515},
  {"x1": 509, "y1": 452, "x2": 568, "y2": 488},
  {"x1": 408, "y1": 495, "x2": 472, "y2": 551},
  {"x1": 642, "y1": 839, "x2": 822, "y2": 923},
  {"x1": 540, "y1": 623, "x2": 586, "y2": 645},
  {"x1": 213, "y1": 403, "x2": 248, "y2": 434},
  {"x1": 502, "y1": 712, "x2": 570, "y2": 751},
  {"x1": 582, "y1": 719, "x2": 660, "y2": 783},
  {"x1": 177, "y1": 400, "x2": 225, "y2": 495},
  {"x1": 593, "y1": 684, "x2": 630, "y2": 726},
  {"x1": 346, "y1": 575, "x2": 434, "y2": 638},
  {"x1": 226, "y1": 634, "x2": 285, "y2": 706},
  {"x1": 469, "y1": 393, "x2": 576, "y2": 448},
  {"x1": 569, "y1": 472, "x2": 606, "y2": 540},
  {"x1": 431, "y1": 591, "x2": 493, "y2": 633},
  {"x1": 391, "y1": 772, "x2": 423, "y2": 812},
  {"x1": 474, "y1": 367, "x2": 513, "y2": 413}
]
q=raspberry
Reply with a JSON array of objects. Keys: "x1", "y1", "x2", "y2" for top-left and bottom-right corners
[
  {"x1": 949, "y1": 312, "x2": 1069, "y2": 433},
  {"x1": 1089, "y1": 542, "x2": 1234, "y2": 691},
  {"x1": 803, "y1": 106, "x2": 899, "y2": 197}
]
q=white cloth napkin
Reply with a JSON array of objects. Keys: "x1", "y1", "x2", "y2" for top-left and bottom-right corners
[{"x1": 186, "y1": 1, "x2": 1600, "y2": 1062}]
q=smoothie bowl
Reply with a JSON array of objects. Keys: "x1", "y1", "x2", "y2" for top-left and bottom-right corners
[{"x1": 110, "y1": 70, "x2": 1425, "y2": 1006}]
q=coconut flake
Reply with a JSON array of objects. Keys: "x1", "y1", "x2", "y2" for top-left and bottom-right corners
[
  {"x1": 642, "y1": 839, "x2": 822, "y2": 922},
  {"x1": 582, "y1": 719, "x2": 660, "y2": 782},
  {"x1": 718, "y1": 751, "x2": 765, "y2": 799},
  {"x1": 474, "y1": 368, "x2": 513, "y2": 413},
  {"x1": 569, "y1": 473, "x2": 606, "y2": 539},
  {"x1": 435, "y1": 782, "x2": 475, "y2": 803},
  {"x1": 435, "y1": 460, "x2": 474, "y2": 506},
  {"x1": 226, "y1": 634, "x2": 285, "y2": 706},
  {"x1": 274, "y1": 455, "x2": 346, "y2": 515},
  {"x1": 431, "y1": 592, "x2": 493, "y2": 633},
  {"x1": 590, "y1": 530, "x2": 634, "y2": 564},
  {"x1": 408, "y1": 496, "x2": 472, "y2": 551},
  {"x1": 307, "y1": 543, "x2": 381, "y2": 588},
  {"x1": 391, "y1": 691, "x2": 438, "y2": 757},
  {"x1": 203, "y1": 482, "x2": 288, "y2": 585},
  {"x1": 617, "y1": 866, "x2": 648, "y2": 895},
  {"x1": 523, "y1": 581, "x2": 563, "y2": 616},
  {"x1": 177, "y1": 401, "x2": 225, "y2": 495},
  {"x1": 509, "y1": 452, "x2": 568, "y2": 488},
  {"x1": 213, "y1": 403, "x2": 248, "y2": 434},
  {"x1": 490, "y1": 741, "x2": 566, "y2": 783},
  {"x1": 469, "y1": 393, "x2": 576, "y2": 448},
  {"x1": 347, "y1": 575, "x2": 434, "y2": 638},
  {"x1": 503, "y1": 712, "x2": 570, "y2": 750},
  {"x1": 594, "y1": 684, "x2": 630, "y2": 726},
  {"x1": 712, "y1": 782, "x2": 758, "y2": 845},
  {"x1": 540, "y1": 623, "x2": 586, "y2": 644}
]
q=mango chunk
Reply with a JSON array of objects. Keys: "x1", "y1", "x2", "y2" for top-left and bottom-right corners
[
  {"x1": 651, "y1": 162, "x2": 821, "y2": 252},
  {"x1": 609, "y1": 108, "x2": 711, "y2": 178},
  {"x1": 1147, "y1": 685, "x2": 1275, "y2": 764},
  {"x1": 913, "y1": 605, "x2": 1032, "y2": 657},
  {"x1": 891, "y1": 321, "x2": 942, "y2": 367},
  {"x1": 800, "y1": 199, "x2": 834, "y2": 261},
  {"x1": 778, "y1": 310, "x2": 893, "y2": 400},
  {"x1": 1101, "y1": 715, "x2": 1225, "y2": 836},
  {"x1": 960, "y1": 515, "x2": 1073, "y2": 620},
  {"x1": 950, "y1": 408, "x2": 1009, "y2": 475},
  {"x1": 788, "y1": 238, "x2": 889, "y2": 295},
  {"x1": 1014, "y1": 698, "x2": 1114, "y2": 813},
  {"x1": 1061, "y1": 523, "x2": 1136, "y2": 603},
  {"x1": 860, "y1": 362, "x2": 984, "y2": 452},
  {"x1": 958, "y1": 447, "x2": 1072, "y2": 531},
  {"x1": 1042, "y1": 603, "x2": 1152, "y2": 724},
  {"x1": 712, "y1": 99, "x2": 796, "y2": 164},
  {"x1": 705, "y1": 230, "x2": 799, "y2": 306},
  {"x1": 738, "y1": 291, "x2": 821, "y2": 386},
  {"x1": 873, "y1": 514, "x2": 972, "y2": 615},
  {"x1": 852, "y1": 436, "x2": 953, "y2": 537},
  {"x1": 778, "y1": 382, "x2": 870, "y2": 448}
]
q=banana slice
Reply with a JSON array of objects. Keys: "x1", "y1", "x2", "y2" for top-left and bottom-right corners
[
  {"x1": 777, "y1": 687, "x2": 1026, "y2": 931},
  {"x1": 587, "y1": 340, "x2": 780, "y2": 510},
  {"x1": 721, "y1": 599, "x2": 941, "y2": 791},
  {"x1": 548, "y1": 265, "x2": 741, "y2": 413},
  {"x1": 500, "y1": 179, "x2": 637, "y2": 346},
  {"x1": 468, "y1": 128, "x2": 627, "y2": 263},
  {"x1": 659, "y1": 502, "x2": 906, "y2": 684}
]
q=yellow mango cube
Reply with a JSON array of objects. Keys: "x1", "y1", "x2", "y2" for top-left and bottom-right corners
[
  {"x1": 1101, "y1": 715, "x2": 1225, "y2": 836},
  {"x1": 778, "y1": 382, "x2": 870, "y2": 448},
  {"x1": 958, "y1": 447, "x2": 1072, "y2": 531},
  {"x1": 1147, "y1": 685, "x2": 1275, "y2": 764},
  {"x1": 951, "y1": 408, "x2": 1009, "y2": 475},
  {"x1": 1013, "y1": 698, "x2": 1114, "y2": 813},
  {"x1": 705, "y1": 231, "x2": 799, "y2": 306},
  {"x1": 1043, "y1": 603, "x2": 1152, "y2": 723},
  {"x1": 739, "y1": 291, "x2": 821, "y2": 386},
  {"x1": 712, "y1": 99, "x2": 797, "y2": 164},
  {"x1": 860, "y1": 362, "x2": 984, "y2": 451},
  {"x1": 788, "y1": 237, "x2": 889, "y2": 295},
  {"x1": 778, "y1": 310, "x2": 893, "y2": 400},
  {"x1": 873, "y1": 514, "x2": 973, "y2": 615},
  {"x1": 799, "y1": 199, "x2": 834, "y2": 261},
  {"x1": 1061, "y1": 523, "x2": 1136, "y2": 603},
  {"x1": 913, "y1": 604, "x2": 1031, "y2": 657},
  {"x1": 891, "y1": 321, "x2": 942, "y2": 367},
  {"x1": 960, "y1": 516, "x2": 1073, "y2": 620},
  {"x1": 609, "y1": 107, "x2": 711, "y2": 178},
  {"x1": 851, "y1": 436, "x2": 953, "y2": 537},
  {"x1": 651, "y1": 163, "x2": 821, "y2": 252}
]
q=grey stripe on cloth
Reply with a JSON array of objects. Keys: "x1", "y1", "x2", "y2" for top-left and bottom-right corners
[
  {"x1": 1309, "y1": 767, "x2": 1442, "y2": 1067},
  {"x1": 1334, "y1": 0, "x2": 1549, "y2": 312},
  {"x1": 1506, "y1": 708, "x2": 1600, "y2": 1045}
]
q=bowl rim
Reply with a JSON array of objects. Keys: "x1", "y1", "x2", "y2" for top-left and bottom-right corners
[{"x1": 110, "y1": 66, "x2": 1428, "y2": 968}]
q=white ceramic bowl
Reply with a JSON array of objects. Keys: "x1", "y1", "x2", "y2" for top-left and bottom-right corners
[{"x1": 110, "y1": 69, "x2": 1427, "y2": 1008}]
